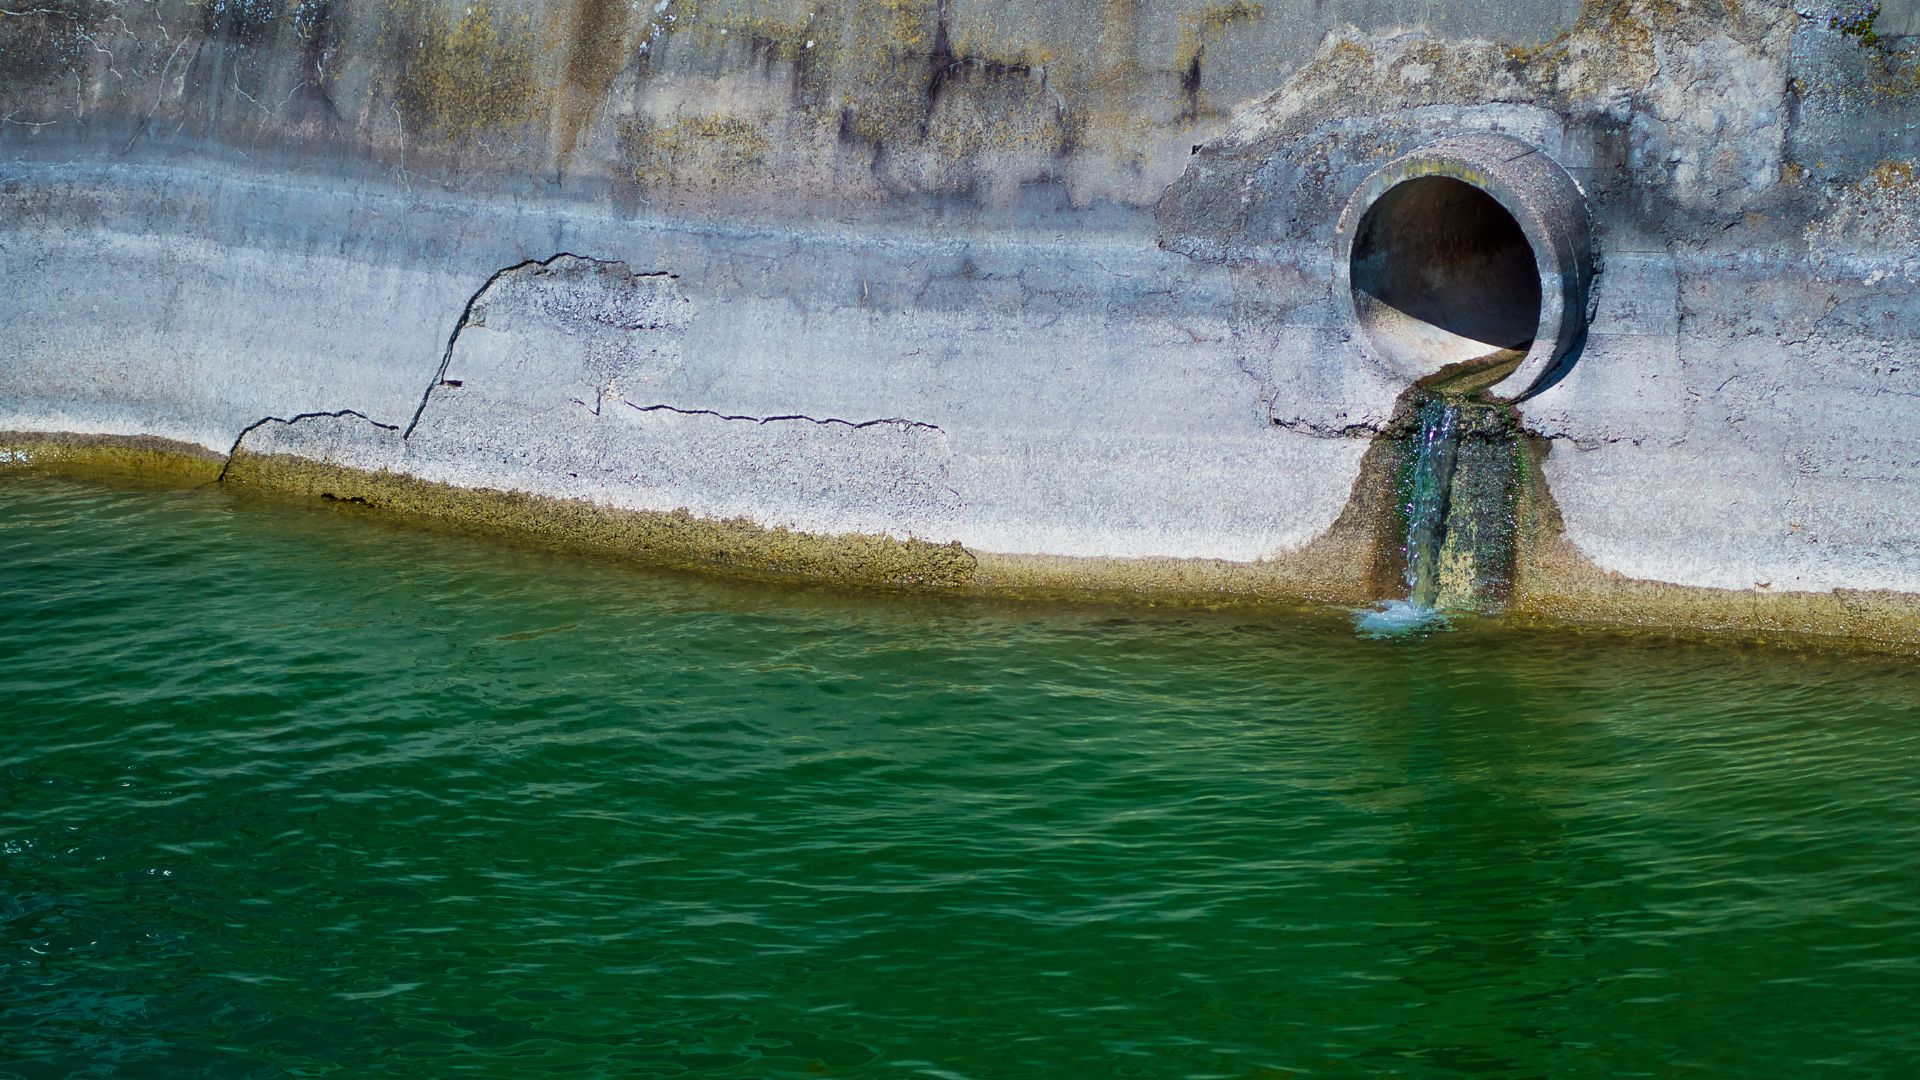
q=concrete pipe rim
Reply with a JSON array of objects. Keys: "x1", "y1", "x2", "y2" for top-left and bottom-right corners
[{"x1": 1334, "y1": 135, "x2": 1594, "y2": 403}]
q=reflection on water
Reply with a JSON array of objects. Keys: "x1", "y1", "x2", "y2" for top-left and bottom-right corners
[{"x1": 3, "y1": 476, "x2": 1919, "y2": 1077}]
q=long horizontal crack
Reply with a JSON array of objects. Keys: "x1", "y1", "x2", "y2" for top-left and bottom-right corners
[
  {"x1": 1531, "y1": 430, "x2": 1647, "y2": 451},
  {"x1": 1271, "y1": 417, "x2": 1382, "y2": 439},
  {"x1": 624, "y1": 401, "x2": 943, "y2": 433}
]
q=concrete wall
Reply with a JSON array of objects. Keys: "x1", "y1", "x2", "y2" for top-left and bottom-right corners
[{"x1": 4, "y1": 1, "x2": 1920, "y2": 632}]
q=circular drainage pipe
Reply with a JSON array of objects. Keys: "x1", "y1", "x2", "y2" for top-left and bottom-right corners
[{"x1": 1334, "y1": 134, "x2": 1594, "y2": 402}]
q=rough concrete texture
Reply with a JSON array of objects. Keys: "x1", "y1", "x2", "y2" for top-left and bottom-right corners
[{"x1": 3, "y1": 0, "x2": 1920, "y2": 640}]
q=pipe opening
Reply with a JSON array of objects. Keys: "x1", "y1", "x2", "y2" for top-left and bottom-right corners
[{"x1": 1349, "y1": 177, "x2": 1543, "y2": 371}]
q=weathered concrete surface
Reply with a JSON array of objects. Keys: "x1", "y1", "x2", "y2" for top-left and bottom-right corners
[
  {"x1": 1, "y1": 163, "x2": 1365, "y2": 566},
  {"x1": 4, "y1": 0, "x2": 1920, "y2": 638}
]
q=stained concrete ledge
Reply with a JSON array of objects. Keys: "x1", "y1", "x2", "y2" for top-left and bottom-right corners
[
  {"x1": 11, "y1": 427, "x2": 1920, "y2": 656},
  {"x1": 0, "y1": 432, "x2": 226, "y2": 488}
]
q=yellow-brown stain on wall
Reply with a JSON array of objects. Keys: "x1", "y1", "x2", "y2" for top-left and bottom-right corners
[
  {"x1": 549, "y1": 0, "x2": 636, "y2": 169},
  {"x1": 386, "y1": 0, "x2": 543, "y2": 141}
]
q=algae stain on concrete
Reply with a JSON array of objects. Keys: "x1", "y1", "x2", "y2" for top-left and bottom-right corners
[
  {"x1": 1502, "y1": 438, "x2": 1920, "y2": 655},
  {"x1": 549, "y1": 0, "x2": 636, "y2": 170},
  {"x1": 10, "y1": 424, "x2": 1920, "y2": 652},
  {"x1": 1288, "y1": 385, "x2": 1920, "y2": 651},
  {"x1": 0, "y1": 433, "x2": 226, "y2": 488},
  {"x1": 620, "y1": 113, "x2": 773, "y2": 187},
  {"x1": 386, "y1": 0, "x2": 542, "y2": 141},
  {"x1": 1399, "y1": 395, "x2": 1524, "y2": 613},
  {"x1": 839, "y1": 0, "x2": 939, "y2": 145},
  {"x1": 221, "y1": 451, "x2": 981, "y2": 591}
]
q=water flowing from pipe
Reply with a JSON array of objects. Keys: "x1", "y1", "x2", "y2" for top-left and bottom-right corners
[
  {"x1": 1402, "y1": 395, "x2": 1463, "y2": 610},
  {"x1": 1357, "y1": 394, "x2": 1463, "y2": 638}
]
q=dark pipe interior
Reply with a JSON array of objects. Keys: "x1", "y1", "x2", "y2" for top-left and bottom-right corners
[{"x1": 1350, "y1": 177, "x2": 1542, "y2": 351}]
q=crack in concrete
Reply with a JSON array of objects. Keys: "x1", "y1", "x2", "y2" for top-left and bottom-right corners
[
  {"x1": 623, "y1": 401, "x2": 943, "y2": 433},
  {"x1": 1527, "y1": 429, "x2": 1648, "y2": 452},
  {"x1": 1270, "y1": 417, "x2": 1381, "y2": 439},
  {"x1": 218, "y1": 409, "x2": 399, "y2": 482},
  {"x1": 228, "y1": 253, "x2": 941, "y2": 483},
  {"x1": 402, "y1": 251, "x2": 613, "y2": 439},
  {"x1": 1231, "y1": 353, "x2": 1281, "y2": 419}
]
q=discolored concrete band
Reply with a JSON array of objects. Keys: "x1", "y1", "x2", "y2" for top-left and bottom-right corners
[{"x1": 1334, "y1": 134, "x2": 1596, "y2": 402}]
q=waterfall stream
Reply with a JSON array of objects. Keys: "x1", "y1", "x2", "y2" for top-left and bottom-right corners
[
  {"x1": 1356, "y1": 388, "x2": 1521, "y2": 638},
  {"x1": 1401, "y1": 396, "x2": 1463, "y2": 611}
]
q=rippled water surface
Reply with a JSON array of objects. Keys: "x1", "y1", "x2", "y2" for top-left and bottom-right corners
[{"x1": 5, "y1": 477, "x2": 1920, "y2": 1078}]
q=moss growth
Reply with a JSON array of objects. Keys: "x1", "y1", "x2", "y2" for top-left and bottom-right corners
[
  {"x1": 1511, "y1": 0, "x2": 1765, "y2": 92},
  {"x1": 386, "y1": 0, "x2": 542, "y2": 140},
  {"x1": 548, "y1": 0, "x2": 635, "y2": 164},
  {"x1": 1830, "y1": 1, "x2": 1882, "y2": 47},
  {"x1": 0, "y1": 433, "x2": 226, "y2": 488},
  {"x1": 1865, "y1": 158, "x2": 1918, "y2": 189},
  {"x1": 1565, "y1": 0, "x2": 1656, "y2": 55},
  {"x1": 1807, "y1": 157, "x2": 1920, "y2": 257},
  {"x1": 1881, "y1": 49, "x2": 1920, "y2": 97},
  {"x1": 223, "y1": 450, "x2": 980, "y2": 591},
  {"x1": 1505, "y1": 433, "x2": 1920, "y2": 655},
  {"x1": 839, "y1": 0, "x2": 937, "y2": 143},
  {"x1": 619, "y1": 112, "x2": 774, "y2": 188}
]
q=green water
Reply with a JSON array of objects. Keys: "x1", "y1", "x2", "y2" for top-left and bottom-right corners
[{"x1": 4, "y1": 477, "x2": 1919, "y2": 1078}]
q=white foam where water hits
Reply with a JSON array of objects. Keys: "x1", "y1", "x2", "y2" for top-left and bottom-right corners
[{"x1": 1354, "y1": 599, "x2": 1452, "y2": 639}]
